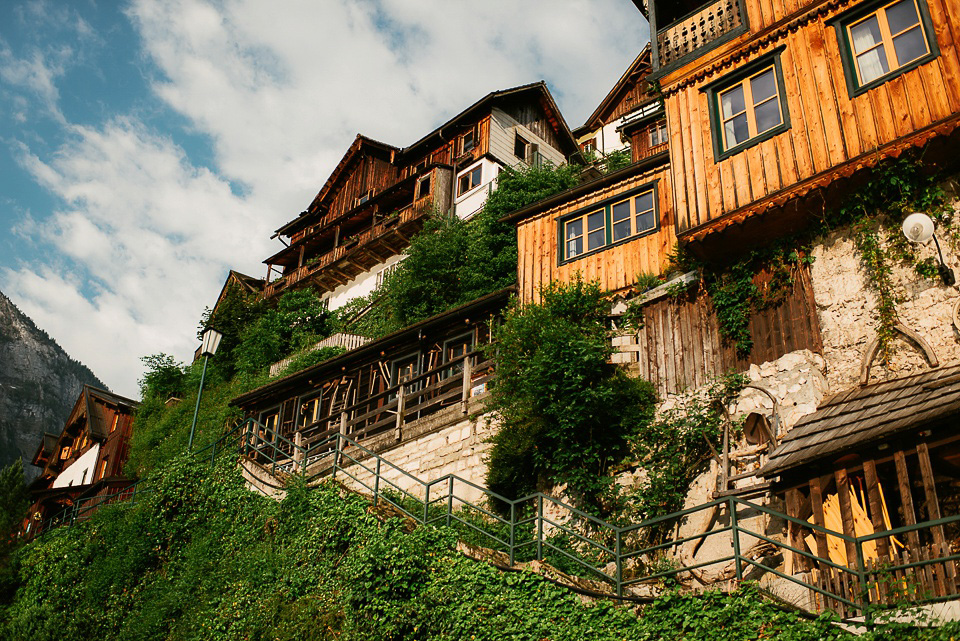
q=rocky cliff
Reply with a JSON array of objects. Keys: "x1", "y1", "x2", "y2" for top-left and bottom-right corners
[{"x1": 0, "y1": 290, "x2": 105, "y2": 479}]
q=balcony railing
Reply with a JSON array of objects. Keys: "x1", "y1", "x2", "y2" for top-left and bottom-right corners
[
  {"x1": 656, "y1": 0, "x2": 744, "y2": 69},
  {"x1": 264, "y1": 198, "x2": 434, "y2": 298}
]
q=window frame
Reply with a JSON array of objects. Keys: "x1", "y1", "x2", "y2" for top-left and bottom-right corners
[
  {"x1": 557, "y1": 182, "x2": 661, "y2": 265},
  {"x1": 442, "y1": 333, "x2": 473, "y2": 380},
  {"x1": 830, "y1": 0, "x2": 939, "y2": 97},
  {"x1": 457, "y1": 163, "x2": 483, "y2": 197},
  {"x1": 297, "y1": 391, "x2": 323, "y2": 429},
  {"x1": 703, "y1": 47, "x2": 790, "y2": 162}
]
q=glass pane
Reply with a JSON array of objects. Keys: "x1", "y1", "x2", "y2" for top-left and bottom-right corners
[
  {"x1": 856, "y1": 48, "x2": 890, "y2": 84},
  {"x1": 567, "y1": 237, "x2": 583, "y2": 258},
  {"x1": 754, "y1": 97, "x2": 782, "y2": 134},
  {"x1": 470, "y1": 166, "x2": 482, "y2": 185},
  {"x1": 613, "y1": 219, "x2": 632, "y2": 241},
  {"x1": 886, "y1": 0, "x2": 920, "y2": 35},
  {"x1": 893, "y1": 27, "x2": 927, "y2": 66},
  {"x1": 588, "y1": 228, "x2": 606, "y2": 251},
  {"x1": 565, "y1": 218, "x2": 582, "y2": 240},
  {"x1": 612, "y1": 200, "x2": 631, "y2": 222},
  {"x1": 724, "y1": 113, "x2": 750, "y2": 147},
  {"x1": 720, "y1": 85, "x2": 745, "y2": 118},
  {"x1": 750, "y1": 69, "x2": 777, "y2": 103},
  {"x1": 850, "y1": 16, "x2": 883, "y2": 55},
  {"x1": 636, "y1": 210, "x2": 656, "y2": 233},
  {"x1": 587, "y1": 211, "x2": 605, "y2": 232},
  {"x1": 634, "y1": 191, "x2": 654, "y2": 213}
]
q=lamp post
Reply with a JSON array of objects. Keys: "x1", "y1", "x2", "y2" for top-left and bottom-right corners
[
  {"x1": 902, "y1": 212, "x2": 956, "y2": 286},
  {"x1": 188, "y1": 327, "x2": 223, "y2": 450}
]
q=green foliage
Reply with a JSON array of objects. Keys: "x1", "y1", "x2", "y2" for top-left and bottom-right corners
[
  {"x1": 485, "y1": 279, "x2": 658, "y2": 511},
  {"x1": 634, "y1": 272, "x2": 662, "y2": 292},
  {"x1": 277, "y1": 346, "x2": 346, "y2": 378},
  {"x1": 330, "y1": 291, "x2": 399, "y2": 340},
  {"x1": 623, "y1": 373, "x2": 746, "y2": 532},
  {"x1": 4, "y1": 450, "x2": 957, "y2": 640},
  {"x1": 0, "y1": 459, "x2": 27, "y2": 606},
  {"x1": 199, "y1": 282, "x2": 267, "y2": 377},
  {"x1": 139, "y1": 353, "x2": 187, "y2": 401},
  {"x1": 601, "y1": 148, "x2": 633, "y2": 174}
]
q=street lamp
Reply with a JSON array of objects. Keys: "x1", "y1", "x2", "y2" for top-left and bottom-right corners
[
  {"x1": 902, "y1": 212, "x2": 956, "y2": 286},
  {"x1": 188, "y1": 327, "x2": 223, "y2": 450}
]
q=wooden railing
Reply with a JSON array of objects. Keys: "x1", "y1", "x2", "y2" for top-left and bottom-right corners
[
  {"x1": 264, "y1": 198, "x2": 434, "y2": 298},
  {"x1": 656, "y1": 0, "x2": 744, "y2": 68}
]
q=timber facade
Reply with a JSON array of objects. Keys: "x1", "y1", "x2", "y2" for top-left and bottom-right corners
[
  {"x1": 262, "y1": 83, "x2": 578, "y2": 310},
  {"x1": 23, "y1": 385, "x2": 138, "y2": 537}
]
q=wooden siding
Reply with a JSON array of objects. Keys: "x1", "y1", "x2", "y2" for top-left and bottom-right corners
[
  {"x1": 516, "y1": 167, "x2": 675, "y2": 303},
  {"x1": 626, "y1": 265, "x2": 821, "y2": 396},
  {"x1": 663, "y1": 0, "x2": 960, "y2": 237},
  {"x1": 490, "y1": 107, "x2": 567, "y2": 169}
]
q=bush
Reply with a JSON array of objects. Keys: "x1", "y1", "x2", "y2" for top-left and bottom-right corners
[{"x1": 485, "y1": 279, "x2": 658, "y2": 511}]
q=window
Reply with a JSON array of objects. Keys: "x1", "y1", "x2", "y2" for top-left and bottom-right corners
[
  {"x1": 515, "y1": 133, "x2": 530, "y2": 160},
  {"x1": 580, "y1": 138, "x2": 596, "y2": 153},
  {"x1": 390, "y1": 353, "x2": 420, "y2": 399},
  {"x1": 705, "y1": 49, "x2": 790, "y2": 160},
  {"x1": 375, "y1": 261, "x2": 403, "y2": 289},
  {"x1": 417, "y1": 174, "x2": 432, "y2": 199},
  {"x1": 457, "y1": 165, "x2": 482, "y2": 196},
  {"x1": 460, "y1": 129, "x2": 476, "y2": 155},
  {"x1": 648, "y1": 121, "x2": 668, "y2": 147},
  {"x1": 834, "y1": 0, "x2": 937, "y2": 94},
  {"x1": 259, "y1": 409, "x2": 279, "y2": 433},
  {"x1": 97, "y1": 459, "x2": 108, "y2": 480},
  {"x1": 298, "y1": 393, "x2": 323, "y2": 428},
  {"x1": 443, "y1": 334, "x2": 473, "y2": 378},
  {"x1": 110, "y1": 414, "x2": 120, "y2": 433},
  {"x1": 559, "y1": 185, "x2": 659, "y2": 262}
]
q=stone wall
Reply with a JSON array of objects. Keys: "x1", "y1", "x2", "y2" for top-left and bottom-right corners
[
  {"x1": 811, "y1": 215, "x2": 960, "y2": 393},
  {"x1": 338, "y1": 402, "x2": 497, "y2": 507}
]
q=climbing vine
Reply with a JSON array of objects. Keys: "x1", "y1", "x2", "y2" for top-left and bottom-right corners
[{"x1": 677, "y1": 156, "x2": 956, "y2": 358}]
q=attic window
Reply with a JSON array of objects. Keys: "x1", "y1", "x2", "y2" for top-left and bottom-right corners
[
  {"x1": 460, "y1": 129, "x2": 476, "y2": 155},
  {"x1": 97, "y1": 459, "x2": 108, "y2": 480},
  {"x1": 110, "y1": 414, "x2": 120, "y2": 433},
  {"x1": 515, "y1": 133, "x2": 530, "y2": 160},
  {"x1": 356, "y1": 192, "x2": 371, "y2": 207}
]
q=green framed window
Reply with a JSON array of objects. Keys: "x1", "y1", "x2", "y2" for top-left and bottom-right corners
[
  {"x1": 703, "y1": 48, "x2": 790, "y2": 161},
  {"x1": 832, "y1": 0, "x2": 939, "y2": 95},
  {"x1": 558, "y1": 184, "x2": 659, "y2": 263}
]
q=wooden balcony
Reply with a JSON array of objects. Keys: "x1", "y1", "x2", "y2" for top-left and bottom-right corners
[
  {"x1": 263, "y1": 198, "x2": 434, "y2": 299},
  {"x1": 656, "y1": 0, "x2": 745, "y2": 69}
]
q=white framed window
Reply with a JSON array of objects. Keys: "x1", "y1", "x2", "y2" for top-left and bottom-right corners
[{"x1": 457, "y1": 164, "x2": 483, "y2": 196}]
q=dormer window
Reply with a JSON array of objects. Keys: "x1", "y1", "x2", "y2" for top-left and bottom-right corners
[{"x1": 460, "y1": 129, "x2": 476, "y2": 155}]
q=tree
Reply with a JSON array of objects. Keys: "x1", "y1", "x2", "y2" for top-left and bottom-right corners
[{"x1": 484, "y1": 279, "x2": 657, "y2": 512}]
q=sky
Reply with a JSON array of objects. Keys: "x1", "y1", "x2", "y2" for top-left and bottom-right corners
[{"x1": 0, "y1": 0, "x2": 649, "y2": 399}]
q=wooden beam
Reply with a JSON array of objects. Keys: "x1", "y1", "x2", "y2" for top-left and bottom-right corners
[
  {"x1": 834, "y1": 468, "x2": 859, "y2": 568},
  {"x1": 894, "y1": 449, "x2": 921, "y2": 550},
  {"x1": 916, "y1": 442, "x2": 954, "y2": 596},
  {"x1": 809, "y1": 476, "x2": 831, "y2": 568},
  {"x1": 786, "y1": 488, "x2": 803, "y2": 574},
  {"x1": 862, "y1": 458, "x2": 891, "y2": 560}
]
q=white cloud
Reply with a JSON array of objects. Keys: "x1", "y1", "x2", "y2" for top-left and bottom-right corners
[{"x1": 1, "y1": 0, "x2": 648, "y2": 397}]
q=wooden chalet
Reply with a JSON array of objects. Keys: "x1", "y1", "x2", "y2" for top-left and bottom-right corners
[
  {"x1": 632, "y1": 0, "x2": 960, "y2": 258},
  {"x1": 231, "y1": 288, "x2": 509, "y2": 463},
  {"x1": 262, "y1": 83, "x2": 579, "y2": 308},
  {"x1": 573, "y1": 46, "x2": 669, "y2": 160},
  {"x1": 23, "y1": 385, "x2": 138, "y2": 537},
  {"x1": 194, "y1": 270, "x2": 264, "y2": 361},
  {"x1": 760, "y1": 364, "x2": 960, "y2": 612}
]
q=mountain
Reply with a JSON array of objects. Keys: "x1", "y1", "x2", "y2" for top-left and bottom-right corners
[{"x1": 0, "y1": 290, "x2": 106, "y2": 480}]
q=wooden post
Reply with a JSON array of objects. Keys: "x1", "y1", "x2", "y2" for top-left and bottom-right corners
[
  {"x1": 785, "y1": 488, "x2": 802, "y2": 574},
  {"x1": 862, "y1": 458, "x2": 891, "y2": 560},
  {"x1": 894, "y1": 449, "x2": 921, "y2": 550},
  {"x1": 917, "y1": 442, "x2": 955, "y2": 594},
  {"x1": 460, "y1": 355, "x2": 472, "y2": 415},
  {"x1": 809, "y1": 476, "x2": 831, "y2": 566},
  {"x1": 293, "y1": 431, "x2": 304, "y2": 468},
  {"x1": 395, "y1": 385, "x2": 405, "y2": 441},
  {"x1": 834, "y1": 468, "x2": 859, "y2": 568}
]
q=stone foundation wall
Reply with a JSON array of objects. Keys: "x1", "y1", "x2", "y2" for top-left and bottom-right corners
[
  {"x1": 811, "y1": 216, "x2": 960, "y2": 393},
  {"x1": 338, "y1": 403, "x2": 497, "y2": 506}
]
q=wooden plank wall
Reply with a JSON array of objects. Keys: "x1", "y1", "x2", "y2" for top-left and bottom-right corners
[
  {"x1": 320, "y1": 154, "x2": 399, "y2": 225},
  {"x1": 630, "y1": 264, "x2": 821, "y2": 396},
  {"x1": 490, "y1": 108, "x2": 567, "y2": 168},
  {"x1": 516, "y1": 166, "x2": 676, "y2": 303},
  {"x1": 666, "y1": 0, "x2": 960, "y2": 234}
]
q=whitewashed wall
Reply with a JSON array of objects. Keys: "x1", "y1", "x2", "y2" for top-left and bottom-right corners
[
  {"x1": 53, "y1": 443, "x2": 100, "y2": 488},
  {"x1": 453, "y1": 158, "x2": 501, "y2": 220},
  {"x1": 325, "y1": 253, "x2": 407, "y2": 311}
]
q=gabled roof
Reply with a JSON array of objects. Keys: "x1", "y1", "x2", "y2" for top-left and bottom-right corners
[
  {"x1": 31, "y1": 432, "x2": 59, "y2": 466},
  {"x1": 761, "y1": 363, "x2": 960, "y2": 477},
  {"x1": 274, "y1": 134, "x2": 399, "y2": 237},
  {"x1": 400, "y1": 81, "x2": 579, "y2": 160},
  {"x1": 61, "y1": 385, "x2": 139, "y2": 441},
  {"x1": 574, "y1": 46, "x2": 653, "y2": 137}
]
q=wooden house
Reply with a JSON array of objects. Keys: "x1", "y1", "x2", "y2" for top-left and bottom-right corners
[
  {"x1": 760, "y1": 364, "x2": 960, "y2": 612},
  {"x1": 231, "y1": 287, "x2": 508, "y2": 466},
  {"x1": 23, "y1": 385, "x2": 138, "y2": 536},
  {"x1": 261, "y1": 83, "x2": 579, "y2": 310},
  {"x1": 634, "y1": 0, "x2": 960, "y2": 257},
  {"x1": 573, "y1": 46, "x2": 668, "y2": 160}
]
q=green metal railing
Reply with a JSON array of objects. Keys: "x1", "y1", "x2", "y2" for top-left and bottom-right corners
[{"x1": 32, "y1": 415, "x2": 960, "y2": 621}]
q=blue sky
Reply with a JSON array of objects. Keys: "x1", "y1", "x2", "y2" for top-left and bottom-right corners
[{"x1": 0, "y1": 0, "x2": 648, "y2": 397}]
